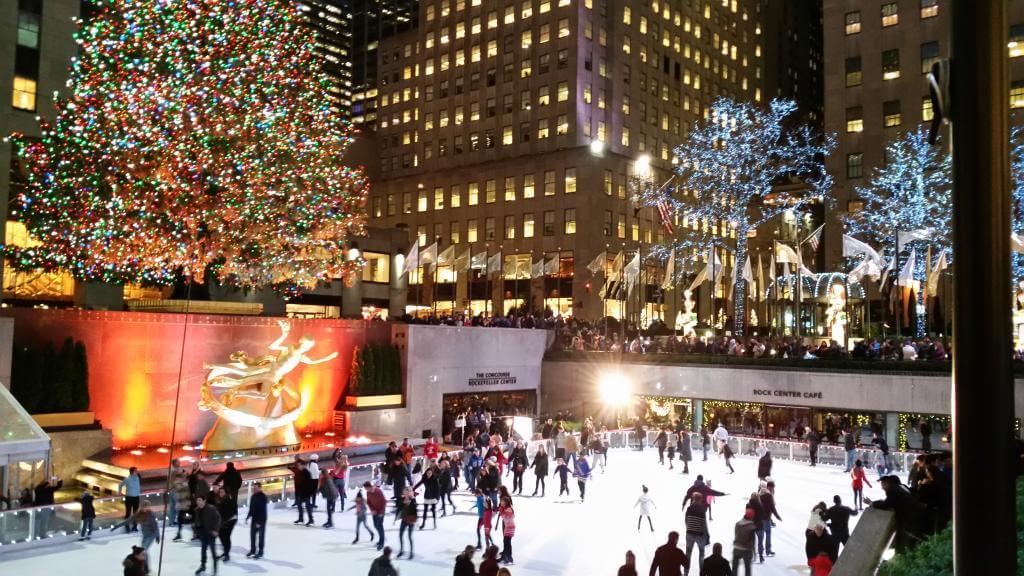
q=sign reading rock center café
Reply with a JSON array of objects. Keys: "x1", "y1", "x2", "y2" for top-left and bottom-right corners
[{"x1": 753, "y1": 388, "x2": 824, "y2": 400}]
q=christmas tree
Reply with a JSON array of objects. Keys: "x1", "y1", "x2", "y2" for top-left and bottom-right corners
[{"x1": 7, "y1": 0, "x2": 368, "y2": 291}]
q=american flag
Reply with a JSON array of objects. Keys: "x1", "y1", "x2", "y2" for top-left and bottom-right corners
[
  {"x1": 804, "y1": 224, "x2": 824, "y2": 252},
  {"x1": 656, "y1": 199, "x2": 675, "y2": 235}
]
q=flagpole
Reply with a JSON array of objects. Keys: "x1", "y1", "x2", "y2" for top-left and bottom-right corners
[
  {"x1": 772, "y1": 240, "x2": 780, "y2": 340},
  {"x1": 795, "y1": 240, "x2": 802, "y2": 340},
  {"x1": 894, "y1": 238, "x2": 901, "y2": 337}
]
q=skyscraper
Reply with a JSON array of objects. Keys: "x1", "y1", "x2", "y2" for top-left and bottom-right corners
[
  {"x1": 298, "y1": 0, "x2": 355, "y2": 116},
  {"x1": 351, "y1": 0, "x2": 419, "y2": 126}
]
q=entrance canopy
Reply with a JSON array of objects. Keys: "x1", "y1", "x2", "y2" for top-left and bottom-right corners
[{"x1": 0, "y1": 383, "x2": 50, "y2": 466}]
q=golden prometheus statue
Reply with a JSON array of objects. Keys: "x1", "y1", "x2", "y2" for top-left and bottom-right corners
[{"x1": 198, "y1": 320, "x2": 338, "y2": 453}]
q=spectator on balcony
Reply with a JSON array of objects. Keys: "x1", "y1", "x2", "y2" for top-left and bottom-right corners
[
  {"x1": 901, "y1": 340, "x2": 919, "y2": 361},
  {"x1": 866, "y1": 475, "x2": 926, "y2": 552}
]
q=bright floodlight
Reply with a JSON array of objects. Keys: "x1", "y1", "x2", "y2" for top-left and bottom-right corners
[
  {"x1": 598, "y1": 372, "x2": 631, "y2": 407},
  {"x1": 589, "y1": 139, "x2": 605, "y2": 155},
  {"x1": 634, "y1": 154, "x2": 652, "y2": 177}
]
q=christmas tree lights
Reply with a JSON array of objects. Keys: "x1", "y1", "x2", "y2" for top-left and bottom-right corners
[{"x1": 7, "y1": 0, "x2": 368, "y2": 292}]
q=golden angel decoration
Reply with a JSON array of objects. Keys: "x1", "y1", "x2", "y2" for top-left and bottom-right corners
[{"x1": 198, "y1": 320, "x2": 338, "y2": 453}]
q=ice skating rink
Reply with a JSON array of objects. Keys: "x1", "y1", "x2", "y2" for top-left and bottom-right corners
[{"x1": 0, "y1": 448, "x2": 886, "y2": 575}]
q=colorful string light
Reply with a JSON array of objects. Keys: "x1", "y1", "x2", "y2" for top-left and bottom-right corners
[{"x1": 7, "y1": 0, "x2": 368, "y2": 292}]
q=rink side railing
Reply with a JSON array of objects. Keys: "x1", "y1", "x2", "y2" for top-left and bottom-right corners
[{"x1": 0, "y1": 432, "x2": 917, "y2": 553}]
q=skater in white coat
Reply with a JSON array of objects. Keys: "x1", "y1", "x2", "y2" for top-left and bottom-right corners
[{"x1": 634, "y1": 485, "x2": 656, "y2": 532}]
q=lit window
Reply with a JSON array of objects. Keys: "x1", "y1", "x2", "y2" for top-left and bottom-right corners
[
  {"x1": 469, "y1": 182, "x2": 480, "y2": 205},
  {"x1": 538, "y1": 119, "x2": 550, "y2": 139},
  {"x1": 845, "y1": 57, "x2": 862, "y2": 87},
  {"x1": 539, "y1": 1, "x2": 551, "y2": 14},
  {"x1": 881, "y1": 3, "x2": 899, "y2": 27},
  {"x1": 882, "y1": 49, "x2": 901, "y2": 80},
  {"x1": 556, "y1": 115, "x2": 569, "y2": 135},
  {"x1": 922, "y1": 97, "x2": 934, "y2": 122},
  {"x1": 540, "y1": 24, "x2": 551, "y2": 43},
  {"x1": 564, "y1": 209, "x2": 577, "y2": 234},
  {"x1": 1011, "y1": 25, "x2": 1024, "y2": 58},
  {"x1": 523, "y1": 213, "x2": 535, "y2": 238},
  {"x1": 17, "y1": 11, "x2": 39, "y2": 48},
  {"x1": 883, "y1": 100, "x2": 901, "y2": 127},
  {"x1": 451, "y1": 221, "x2": 461, "y2": 245},
  {"x1": 523, "y1": 174, "x2": 536, "y2": 198},
  {"x1": 846, "y1": 106, "x2": 864, "y2": 133},
  {"x1": 538, "y1": 86, "x2": 550, "y2": 106},
  {"x1": 1012, "y1": 81, "x2": 1024, "y2": 109},
  {"x1": 434, "y1": 187, "x2": 445, "y2": 210},
  {"x1": 558, "y1": 18, "x2": 570, "y2": 38},
  {"x1": 503, "y1": 126, "x2": 513, "y2": 145},
  {"x1": 467, "y1": 220, "x2": 478, "y2": 243},
  {"x1": 12, "y1": 76, "x2": 36, "y2": 112},
  {"x1": 417, "y1": 190, "x2": 428, "y2": 212},
  {"x1": 557, "y1": 81, "x2": 569, "y2": 102},
  {"x1": 486, "y1": 179, "x2": 497, "y2": 204},
  {"x1": 624, "y1": 6, "x2": 631, "y2": 24},
  {"x1": 920, "y1": 0, "x2": 938, "y2": 19},
  {"x1": 846, "y1": 153, "x2": 863, "y2": 179},
  {"x1": 622, "y1": 127, "x2": 630, "y2": 147},
  {"x1": 845, "y1": 11, "x2": 861, "y2": 35},
  {"x1": 522, "y1": 1, "x2": 533, "y2": 19},
  {"x1": 544, "y1": 171, "x2": 556, "y2": 196},
  {"x1": 504, "y1": 5, "x2": 515, "y2": 24},
  {"x1": 505, "y1": 215, "x2": 517, "y2": 239},
  {"x1": 565, "y1": 168, "x2": 577, "y2": 193},
  {"x1": 505, "y1": 176, "x2": 516, "y2": 201}
]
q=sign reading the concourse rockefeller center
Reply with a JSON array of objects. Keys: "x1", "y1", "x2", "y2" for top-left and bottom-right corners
[
  {"x1": 752, "y1": 388, "x2": 824, "y2": 400},
  {"x1": 468, "y1": 371, "x2": 518, "y2": 387}
]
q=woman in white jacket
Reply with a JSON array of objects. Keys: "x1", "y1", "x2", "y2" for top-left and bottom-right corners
[{"x1": 634, "y1": 485, "x2": 656, "y2": 532}]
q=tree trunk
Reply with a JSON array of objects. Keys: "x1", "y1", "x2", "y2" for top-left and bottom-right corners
[{"x1": 734, "y1": 232, "x2": 748, "y2": 336}]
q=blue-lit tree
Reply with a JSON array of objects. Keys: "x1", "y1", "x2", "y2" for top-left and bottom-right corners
[
  {"x1": 636, "y1": 98, "x2": 834, "y2": 336},
  {"x1": 842, "y1": 128, "x2": 951, "y2": 337},
  {"x1": 1012, "y1": 124, "x2": 1024, "y2": 289}
]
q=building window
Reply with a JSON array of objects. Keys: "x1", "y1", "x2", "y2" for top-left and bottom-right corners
[
  {"x1": 417, "y1": 225, "x2": 427, "y2": 247},
  {"x1": 362, "y1": 252, "x2": 391, "y2": 284},
  {"x1": 920, "y1": 0, "x2": 938, "y2": 19},
  {"x1": 882, "y1": 49, "x2": 901, "y2": 80},
  {"x1": 12, "y1": 76, "x2": 37, "y2": 112},
  {"x1": 845, "y1": 11, "x2": 861, "y2": 35},
  {"x1": 845, "y1": 57, "x2": 862, "y2": 87},
  {"x1": 617, "y1": 213, "x2": 626, "y2": 238},
  {"x1": 1012, "y1": 80, "x2": 1024, "y2": 109},
  {"x1": 557, "y1": 81, "x2": 569, "y2": 102},
  {"x1": 451, "y1": 221, "x2": 461, "y2": 245},
  {"x1": 544, "y1": 170, "x2": 556, "y2": 196},
  {"x1": 922, "y1": 96, "x2": 934, "y2": 122},
  {"x1": 543, "y1": 211, "x2": 555, "y2": 236},
  {"x1": 921, "y1": 41, "x2": 940, "y2": 73},
  {"x1": 485, "y1": 217, "x2": 496, "y2": 241},
  {"x1": 564, "y1": 209, "x2": 577, "y2": 234},
  {"x1": 538, "y1": 118, "x2": 550, "y2": 139},
  {"x1": 523, "y1": 213, "x2": 535, "y2": 238},
  {"x1": 417, "y1": 190, "x2": 428, "y2": 212},
  {"x1": 884, "y1": 100, "x2": 902, "y2": 127},
  {"x1": 469, "y1": 182, "x2": 480, "y2": 205},
  {"x1": 467, "y1": 219, "x2": 478, "y2": 243},
  {"x1": 505, "y1": 215, "x2": 516, "y2": 239},
  {"x1": 403, "y1": 192, "x2": 413, "y2": 214},
  {"x1": 558, "y1": 18, "x2": 570, "y2": 38},
  {"x1": 565, "y1": 168, "x2": 577, "y2": 194},
  {"x1": 524, "y1": 174, "x2": 535, "y2": 198},
  {"x1": 450, "y1": 185, "x2": 462, "y2": 208},
  {"x1": 1011, "y1": 25, "x2": 1024, "y2": 58},
  {"x1": 556, "y1": 115, "x2": 569, "y2": 135},
  {"x1": 387, "y1": 194, "x2": 396, "y2": 216},
  {"x1": 846, "y1": 106, "x2": 864, "y2": 133},
  {"x1": 434, "y1": 187, "x2": 445, "y2": 210},
  {"x1": 604, "y1": 170, "x2": 613, "y2": 196},
  {"x1": 505, "y1": 176, "x2": 516, "y2": 202},
  {"x1": 881, "y1": 2, "x2": 899, "y2": 27},
  {"x1": 846, "y1": 153, "x2": 863, "y2": 179},
  {"x1": 603, "y1": 210, "x2": 613, "y2": 236},
  {"x1": 502, "y1": 125, "x2": 513, "y2": 145},
  {"x1": 17, "y1": 9, "x2": 40, "y2": 49}
]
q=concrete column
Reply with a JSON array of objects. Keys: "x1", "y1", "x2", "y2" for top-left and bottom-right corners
[
  {"x1": 884, "y1": 412, "x2": 899, "y2": 452},
  {"x1": 342, "y1": 258, "x2": 364, "y2": 319},
  {"x1": 389, "y1": 253, "x2": 408, "y2": 319},
  {"x1": 72, "y1": 282, "x2": 124, "y2": 310},
  {"x1": 693, "y1": 400, "x2": 703, "y2": 432}
]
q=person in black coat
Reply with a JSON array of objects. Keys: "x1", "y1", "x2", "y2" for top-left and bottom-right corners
[
  {"x1": 453, "y1": 545, "x2": 477, "y2": 576},
  {"x1": 413, "y1": 467, "x2": 440, "y2": 529},
  {"x1": 804, "y1": 523, "x2": 837, "y2": 563},
  {"x1": 290, "y1": 460, "x2": 314, "y2": 526},
  {"x1": 216, "y1": 462, "x2": 243, "y2": 500},
  {"x1": 388, "y1": 457, "x2": 411, "y2": 515},
  {"x1": 866, "y1": 476, "x2": 925, "y2": 552},
  {"x1": 807, "y1": 428, "x2": 821, "y2": 467},
  {"x1": 79, "y1": 490, "x2": 96, "y2": 540},
  {"x1": 246, "y1": 482, "x2": 268, "y2": 559},
  {"x1": 757, "y1": 451, "x2": 773, "y2": 480},
  {"x1": 215, "y1": 486, "x2": 238, "y2": 562},
  {"x1": 826, "y1": 495, "x2": 856, "y2": 550},
  {"x1": 678, "y1": 430, "x2": 693, "y2": 474},
  {"x1": 684, "y1": 475, "x2": 726, "y2": 503},
  {"x1": 122, "y1": 545, "x2": 147, "y2": 576},
  {"x1": 530, "y1": 444, "x2": 549, "y2": 496},
  {"x1": 508, "y1": 442, "x2": 529, "y2": 495},
  {"x1": 747, "y1": 492, "x2": 767, "y2": 563}
]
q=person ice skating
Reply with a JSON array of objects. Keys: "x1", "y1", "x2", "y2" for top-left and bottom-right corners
[
  {"x1": 368, "y1": 546, "x2": 399, "y2": 576},
  {"x1": 194, "y1": 494, "x2": 221, "y2": 576},
  {"x1": 413, "y1": 466, "x2": 439, "y2": 530},
  {"x1": 746, "y1": 492, "x2": 767, "y2": 563},
  {"x1": 389, "y1": 457, "x2": 412, "y2": 517},
  {"x1": 123, "y1": 545, "x2": 147, "y2": 576},
  {"x1": 826, "y1": 495, "x2": 856, "y2": 550},
  {"x1": 804, "y1": 522, "x2": 837, "y2": 564},
  {"x1": 850, "y1": 459, "x2": 872, "y2": 511},
  {"x1": 808, "y1": 550, "x2": 833, "y2": 576},
  {"x1": 618, "y1": 550, "x2": 638, "y2": 576},
  {"x1": 173, "y1": 469, "x2": 194, "y2": 542},
  {"x1": 721, "y1": 441, "x2": 735, "y2": 474},
  {"x1": 731, "y1": 509, "x2": 756, "y2": 576},
  {"x1": 701, "y1": 427, "x2": 711, "y2": 461},
  {"x1": 649, "y1": 531, "x2": 689, "y2": 576},
  {"x1": 245, "y1": 482, "x2": 267, "y2": 559},
  {"x1": 292, "y1": 459, "x2": 315, "y2": 526},
  {"x1": 479, "y1": 545, "x2": 501, "y2": 576},
  {"x1": 843, "y1": 429, "x2": 857, "y2": 473},
  {"x1": 509, "y1": 441, "x2": 528, "y2": 495},
  {"x1": 757, "y1": 451, "x2": 772, "y2": 480},
  {"x1": 438, "y1": 460, "x2": 456, "y2": 515},
  {"x1": 684, "y1": 493, "x2": 709, "y2": 575},
  {"x1": 713, "y1": 423, "x2": 729, "y2": 455},
  {"x1": 635, "y1": 485, "x2": 656, "y2": 532},
  {"x1": 872, "y1": 433, "x2": 892, "y2": 475},
  {"x1": 320, "y1": 466, "x2": 339, "y2": 528},
  {"x1": 474, "y1": 491, "x2": 494, "y2": 550},
  {"x1": 679, "y1": 429, "x2": 693, "y2": 474},
  {"x1": 496, "y1": 496, "x2": 516, "y2": 565},
  {"x1": 332, "y1": 455, "x2": 350, "y2": 512},
  {"x1": 759, "y1": 480, "x2": 782, "y2": 557},
  {"x1": 454, "y1": 545, "x2": 477, "y2": 576},
  {"x1": 117, "y1": 468, "x2": 140, "y2": 533},
  {"x1": 215, "y1": 486, "x2": 237, "y2": 562},
  {"x1": 366, "y1": 481, "x2": 388, "y2": 551},
  {"x1": 424, "y1": 436, "x2": 440, "y2": 461},
  {"x1": 78, "y1": 490, "x2": 96, "y2": 541},
  {"x1": 308, "y1": 454, "x2": 321, "y2": 508},
  {"x1": 655, "y1": 427, "x2": 669, "y2": 465},
  {"x1": 216, "y1": 462, "x2": 243, "y2": 501},
  {"x1": 807, "y1": 427, "x2": 821, "y2": 467},
  {"x1": 529, "y1": 443, "x2": 549, "y2": 496},
  {"x1": 554, "y1": 458, "x2": 571, "y2": 498},
  {"x1": 700, "y1": 543, "x2": 732, "y2": 576},
  {"x1": 350, "y1": 489, "x2": 376, "y2": 544},
  {"x1": 667, "y1": 430, "x2": 677, "y2": 469},
  {"x1": 396, "y1": 488, "x2": 417, "y2": 560},
  {"x1": 573, "y1": 453, "x2": 593, "y2": 502}
]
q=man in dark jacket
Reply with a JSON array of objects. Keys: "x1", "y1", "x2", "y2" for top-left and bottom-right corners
[
  {"x1": 759, "y1": 482, "x2": 782, "y2": 557},
  {"x1": 369, "y1": 546, "x2": 399, "y2": 576},
  {"x1": 746, "y1": 493, "x2": 767, "y2": 563},
  {"x1": 34, "y1": 476, "x2": 62, "y2": 538},
  {"x1": 843, "y1": 430, "x2": 857, "y2": 472},
  {"x1": 699, "y1": 543, "x2": 733, "y2": 576},
  {"x1": 195, "y1": 495, "x2": 221, "y2": 575},
  {"x1": 649, "y1": 531, "x2": 689, "y2": 576},
  {"x1": 757, "y1": 451, "x2": 772, "y2": 480},
  {"x1": 366, "y1": 482, "x2": 388, "y2": 551},
  {"x1": 291, "y1": 460, "x2": 314, "y2": 526},
  {"x1": 388, "y1": 457, "x2": 411, "y2": 516},
  {"x1": 122, "y1": 545, "x2": 147, "y2": 576},
  {"x1": 826, "y1": 495, "x2": 856, "y2": 550},
  {"x1": 807, "y1": 428, "x2": 820, "y2": 467},
  {"x1": 867, "y1": 475, "x2": 925, "y2": 552},
  {"x1": 684, "y1": 476, "x2": 726, "y2": 503},
  {"x1": 246, "y1": 482, "x2": 267, "y2": 559},
  {"x1": 453, "y1": 545, "x2": 477, "y2": 576},
  {"x1": 216, "y1": 462, "x2": 243, "y2": 500}
]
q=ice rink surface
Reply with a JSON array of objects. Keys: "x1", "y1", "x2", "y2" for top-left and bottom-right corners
[{"x1": 0, "y1": 448, "x2": 888, "y2": 575}]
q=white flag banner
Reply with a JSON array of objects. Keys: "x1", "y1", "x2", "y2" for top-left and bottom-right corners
[
  {"x1": 623, "y1": 251, "x2": 641, "y2": 287},
  {"x1": 609, "y1": 251, "x2": 624, "y2": 276},
  {"x1": 531, "y1": 259, "x2": 544, "y2": 279},
  {"x1": 897, "y1": 228, "x2": 933, "y2": 252},
  {"x1": 688, "y1": 248, "x2": 721, "y2": 292},
  {"x1": 879, "y1": 257, "x2": 895, "y2": 287},
  {"x1": 898, "y1": 248, "x2": 917, "y2": 287},
  {"x1": 742, "y1": 255, "x2": 754, "y2": 284},
  {"x1": 437, "y1": 245, "x2": 456, "y2": 265},
  {"x1": 471, "y1": 251, "x2": 488, "y2": 270},
  {"x1": 402, "y1": 241, "x2": 419, "y2": 276},
  {"x1": 927, "y1": 251, "x2": 948, "y2": 294},
  {"x1": 661, "y1": 251, "x2": 675, "y2": 290},
  {"x1": 586, "y1": 251, "x2": 607, "y2": 275},
  {"x1": 420, "y1": 242, "x2": 439, "y2": 268},
  {"x1": 848, "y1": 257, "x2": 884, "y2": 284},
  {"x1": 774, "y1": 242, "x2": 801, "y2": 265},
  {"x1": 453, "y1": 248, "x2": 471, "y2": 272},
  {"x1": 487, "y1": 251, "x2": 503, "y2": 275},
  {"x1": 842, "y1": 235, "x2": 883, "y2": 264},
  {"x1": 757, "y1": 253, "x2": 766, "y2": 302},
  {"x1": 544, "y1": 256, "x2": 560, "y2": 275}
]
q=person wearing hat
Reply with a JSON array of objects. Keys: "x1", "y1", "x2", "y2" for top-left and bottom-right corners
[
  {"x1": 245, "y1": 482, "x2": 267, "y2": 559},
  {"x1": 122, "y1": 545, "x2": 147, "y2": 576},
  {"x1": 732, "y1": 508, "x2": 757, "y2": 576},
  {"x1": 78, "y1": 489, "x2": 96, "y2": 541},
  {"x1": 453, "y1": 544, "x2": 477, "y2": 576},
  {"x1": 307, "y1": 454, "x2": 321, "y2": 508},
  {"x1": 865, "y1": 475, "x2": 925, "y2": 553},
  {"x1": 759, "y1": 479, "x2": 782, "y2": 558}
]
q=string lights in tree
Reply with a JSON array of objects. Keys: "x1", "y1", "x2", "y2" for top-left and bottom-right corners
[
  {"x1": 842, "y1": 128, "x2": 951, "y2": 337},
  {"x1": 7, "y1": 0, "x2": 368, "y2": 292},
  {"x1": 637, "y1": 98, "x2": 833, "y2": 337},
  {"x1": 1011, "y1": 124, "x2": 1024, "y2": 289}
]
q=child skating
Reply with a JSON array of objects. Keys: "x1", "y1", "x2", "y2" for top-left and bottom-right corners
[{"x1": 634, "y1": 485, "x2": 656, "y2": 532}]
